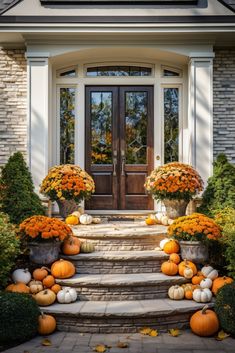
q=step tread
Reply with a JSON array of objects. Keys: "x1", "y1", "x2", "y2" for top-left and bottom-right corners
[
  {"x1": 56, "y1": 273, "x2": 187, "y2": 287},
  {"x1": 42, "y1": 298, "x2": 214, "y2": 317},
  {"x1": 62, "y1": 250, "x2": 168, "y2": 261},
  {"x1": 72, "y1": 222, "x2": 167, "y2": 239}
]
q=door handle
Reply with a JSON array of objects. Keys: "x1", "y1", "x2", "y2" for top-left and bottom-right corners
[
  {"x1": 121, "y1": 151, "x2": 126, "y2": 176},
  {"x1": 113, "y1": 150, "x2": 117, "y2": 177}
]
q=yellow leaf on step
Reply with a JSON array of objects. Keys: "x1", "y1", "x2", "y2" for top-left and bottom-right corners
[
  {"x1": 139, "y1": 327, "x2": 152, "y2": 335},
  {"x1": 94, "y1": 344, "x2": 107, "y2": 353},
  {"x1": 149, "y1": 329, "x2": 159, "y2": 337},
  {"x1": 168, "y1": 329, "x2": 181, "y2": 337},
  {"x1": 41, "y1": 338, "x2": 52, "y2": 346},
  {"x1": 117, "y1": 341, "x2": 129, "y2": 348},
  {"x1": 215, "y1": 330, "x2": 230, "y2": 341}
]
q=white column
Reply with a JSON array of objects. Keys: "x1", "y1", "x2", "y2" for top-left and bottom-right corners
[
  {"x1": 27, "y1": 54, "x2": 50, "y2": 192},
  {"x1": 188, "y1": 53, "x2": 214, "y2": 185}
]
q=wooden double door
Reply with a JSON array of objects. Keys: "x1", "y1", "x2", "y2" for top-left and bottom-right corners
[{"x1": 85, "y1": 86, "x2": 154, "y2": 210}]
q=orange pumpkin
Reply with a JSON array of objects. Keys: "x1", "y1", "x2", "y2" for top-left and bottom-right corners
[
  {"x1": 33, "y1": 267, "x2": 48, "y2": 281},
  {"x1": 192, "y1": 274, "x2": 205, "y2": 285},
  {"x1": 161, "y1": 260, "x2": 178, "y2": 276},
  {"x1": 163, "y1": 240, "x2": 180, "y2": 254},
  {"x1": 43, "y1": 275, "x2": 55, "y2": 288},
  {"x1": 145, "y1": 218, "x2": 157, "y2": 226},
  {"x1": 51, "y1": 259, "x2": 75, "y2": 279},
  {"x1": 6, "y1": 282, "x2": 30, "y2": 294},
  {"x1": 62, "y1": 236, "x2": 81, "y2": 255},
  {"x1": 190, "y1": 305, "x2": 219, "y2": 337},
  {"x1": 185, "y1": 290, "x2": 193, "y2": 300},
  {"x1": 169, "y1": 253, "x2": 181, "y2": 264},
  {"x1": 38, "y1": 313, "x2": 56, "y2": 335},
  {"x1": 51, "y1": 284, "x2": 62, "y2": 294},
  {"x1": 212, "y1": 276, "x2": 234, "y2": 295},
  {"x1": 178, "y1": 259, "x2": 197, "y2": 276}
]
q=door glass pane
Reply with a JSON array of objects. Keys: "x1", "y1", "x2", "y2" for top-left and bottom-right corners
[
  {"x1": 125, "y1": 92, "x2": 147, "y2": 164},
  {"x1": 164, "y1": 88, "x2": 179, "y2": 163},
  {"x1": 87, "y1": 66, "x2": 152, "y2": 77},
  {"x1": 60, "y1": 87, "x2": 75, "y2": 164},
  {"x1": 91, "y1": 92, "x2": 112, "y2": 164}
]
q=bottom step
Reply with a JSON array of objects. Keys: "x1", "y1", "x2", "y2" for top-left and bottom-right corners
[{"x1": 42, "y1": 299, "x2": 214, "y2": 334}]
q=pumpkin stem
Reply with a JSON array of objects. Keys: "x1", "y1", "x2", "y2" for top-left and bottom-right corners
[
  {"x1": 42, "y1": 266, "x2": 51, "y2": 273},
  {"x1": 201, "y1": 305, "x2": 209, "y2": 314}
]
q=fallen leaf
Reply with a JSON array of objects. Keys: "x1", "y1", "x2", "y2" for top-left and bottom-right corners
[
  {"x1": 41, "y1": 338, "x2": 52, "y2": 346},
  {"x1": 117, "y1": 341, "x2": 129, "y2": 348},
  {"x1": 149, "y1": 329, "x2": 159, "y2": 337},
  {"x1": 168, "y1": 329, "x2": 181, "y2": 337},
  {"x1": 139, "y1": 326, "x2": 152, "y2": 335},
  {"x1": 215, "y1": 330, "x2": 230, "y2": 341},
  {"x1": 94, "y1": 344, "x2": 107, "y2": 352}
]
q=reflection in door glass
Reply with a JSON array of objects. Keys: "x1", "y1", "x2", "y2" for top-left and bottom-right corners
[
  {"x1": 125, "y1": 92, "x2": 147, "y2": 164},
  {"x1": 60, "y1": 87, "x2": 75, "y2": 164},
  {"x1": 164, "y1": 88, "x2": 179, "y2": 163},
  {"x1": 91, "y1": 92, "x2": 112, "y2": 164}
]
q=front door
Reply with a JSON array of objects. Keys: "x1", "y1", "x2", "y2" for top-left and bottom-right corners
[{"x1": 85, "y1": 86, "x2": 154, "y2": 210}]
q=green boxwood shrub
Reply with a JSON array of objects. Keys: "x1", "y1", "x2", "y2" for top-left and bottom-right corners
[
  {"x1": 0, "y1": 152, "x2": 45, "y2": 224},
  {"x1": 0, "y1": 212, "x2": 20, "y2": 289},
  {"x1": 215, "y1": 282, "x2": 235, "y2": 336},
  {"x1": 198, "y1": 154, "x2": 235, "y2": 216},
  {"x1": 0, "y1": 292, "x2": 40, "y2": 345}
]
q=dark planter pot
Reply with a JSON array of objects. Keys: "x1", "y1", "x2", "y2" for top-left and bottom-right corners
[
  {"x1": 56, "y1": 199, "x2": 78, "y2": 219},
  {"x1": 29, "y1": 241, "x2": 61, "y2": 265},
  {"x1": 163, "y1": 199, "x2": 189, "y2": 219},
  {"x1": 180, "y1": 240, "x2": 209, "y2": 264}
]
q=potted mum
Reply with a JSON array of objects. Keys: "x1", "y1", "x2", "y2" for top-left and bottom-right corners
[
  {"x1": 19, "y1": 215, "x2": 72, "y2": 264},
  {"x1": 40, "y1": 164, "x2": 95, "y2": 218},
  {"x1": 144, "y1": 162, "x2": 203, "y2": 218},
  {"x1": 168, "y1": 213, "x2": 222, "y2": 263}
]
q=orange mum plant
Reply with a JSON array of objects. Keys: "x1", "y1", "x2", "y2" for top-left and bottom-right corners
[
  {"x1": 40, "y1": 164, "x2": 95, "y2": 203},
  {"x1": 19, "y1": 215, "x2": 72, "y2": 242},
  {"x1": 168, "y1": 213, "x2": 222, "y2": 243},
  {"x1": 144, "y1": 162, "x2": 203, "y2": 201}
]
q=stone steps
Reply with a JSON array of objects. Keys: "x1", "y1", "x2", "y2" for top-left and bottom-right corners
[
  {"x1": 42, "y1": 298, "x2": 214, "y2": 333},
  {"x1": 62, "y1": 250, "x2": 169, "y2": 274},
  {"x1": 72, "y1": 222, "x2": 168, "y2": 251},
  {"x1": 56, "y1": 273, "x2": 188, "y2": 301}
]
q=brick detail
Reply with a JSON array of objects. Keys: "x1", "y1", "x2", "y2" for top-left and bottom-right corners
[
  {"x1": 0, "y1": 48, "x2": 27, "y2": 166},
  {"x1": 213, "y1": 49, "x2": 235, "y2": 163}
]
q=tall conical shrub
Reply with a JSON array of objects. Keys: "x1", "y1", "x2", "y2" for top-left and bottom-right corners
[
  {"x1": 198, "y1": 154, "x2": 235, "y2": 216},
  {"x1": 0, "y1": 152, "x2": 45, "y2": 224}
]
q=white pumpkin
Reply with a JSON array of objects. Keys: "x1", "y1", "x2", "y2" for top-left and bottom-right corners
[
  {"x1": 201, "y1": 265, "x2": 218, "y2": 280},
  {"x1": 168, "y1": 285, "x2": 185, "y2": 300},
  {"x1": 168, "y1": 219, "x2": 174, "y2": 225},
  {"x1": 159, "y1": 238, "x2": 170, "y2": 250},
  {"x1": 193, "y1": 288, "x2": 212, "y2": 303},
  {"x1": 92, "y1": 217, "x2": 101, "y2": 224},
  {"x1": 12, "y1": 268, "x2": 31, "y2": 284},
  {"x1": 57, "y1": 287, "x2": 77, "y2": 304},
  {"x1": 200, "y1": 278, "x2": 213, "y2": 289},
  {"x1": 72, "y1": 211, "x2": 81, "y2": 218},
  {"x1": 161, "y1": 216, "x2": 169, "y2": 226},
  {"x1": 156, "y1": 213, "x2": 164, "y2": 222},
  {"x1": 183, "y1": 266, "x2": 194, "y2": 279},
  {"x1": 79, "y1": 214, "x2": 93, "y2": 225}
]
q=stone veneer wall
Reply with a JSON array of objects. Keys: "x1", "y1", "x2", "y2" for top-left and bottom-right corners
[
  {"x1": 213, "y1": 48, "x2": 235, "y2": 163},
  {"x1": 0, "y1": 48, "x2": 27, "y2": 166}
]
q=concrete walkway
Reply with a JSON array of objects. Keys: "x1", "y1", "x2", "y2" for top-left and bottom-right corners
[{"x1": 3, "y1": 330, "x2": 235, "y2": 353}]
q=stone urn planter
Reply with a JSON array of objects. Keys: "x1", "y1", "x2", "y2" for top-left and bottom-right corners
[
  {"x1": 180, "y1": 241, "x2": 209, "y2": 264},
  {"x1": 163, "y1": 199, "x2": 188, "y2": 219},
  {"x1": 29, "y1": 240, "x2": 61, "y2": 265},
  {"x1": 56, "y1": 199, "x2": 78, "y2": 219}
]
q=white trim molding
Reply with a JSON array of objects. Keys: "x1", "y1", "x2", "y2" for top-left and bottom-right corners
[{"x1": 188, "y1": 55, "x2": 214, "y2": 185}]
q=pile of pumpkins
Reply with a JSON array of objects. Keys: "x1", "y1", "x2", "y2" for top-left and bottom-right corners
[
  {"x1": 145, "y1": 213, "x2": 174, "y2": 226},
  {"x1": 6, "y1": 259, "x2": 79, "y2": 307},
  {"x1": 159, "y1": 238, "x2": 234, "y2": 303},
  {"x1": 65, "y1": 210, "x2": 101, "y2": 226}
]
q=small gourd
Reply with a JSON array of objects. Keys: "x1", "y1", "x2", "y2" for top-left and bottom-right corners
[
  {"x1": 200, "y1": 278, "x2": 213, "y2": 289},
  {"x1": 181, "y1": 283, "x2": 193, "y2": 293},
  {"x1": 168, "y1": 285, "x2": 185, "y2": 300},
  {"x1": 192, "y1": 273, "x2": 205, "y2": 285},
  {"x1": 29, "y1": 280, "x2": 43, "y2": 294},
  {"x1": 201, "y1": 265, "x2": 218, "y2": 280},
  {"x1": 145, "y1": 217, "x2": 157, "y2": 226},
  {"x1": 185, "y1": 290, "x2": 193, "y2": 300},
  {"x1": 72, "y1": 211, "x2": 81, "y2": 218},
  {"x1": 79, "y1": 214, "x2": 93, "y2": 225},
  {"x1": 65, "y1": 215, "x2": 79, "y2": 226},
  {"x1": 193, "y1": 288, "x2": 212, "y2": 303},
  {"x1": 92, "y1": 217, "x2": 102, "y2": 224},
  {"x1": 57, "y1": 287, "x2": 77, "y2": 304},
  {"x1": 183, "y1": 266, "x2": 194, "y2": 279},
  {"x1": 80, "y1": 241, "x2": 95, "y2": 253},
  {"x1": 42, "y1": 275, "x2": 55, "y2": 288},
  {"x1": 12, "y1": 268, "x2": 31, "y2": 284},
  {"x1": 169, "y1": 253, "x2": 181, "y2": 265},
  {"x1": 51, "y1": 284, "x2": 62, "y2": 294}
]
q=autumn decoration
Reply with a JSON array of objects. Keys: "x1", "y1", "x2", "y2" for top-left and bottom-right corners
[{"x1": 190, "y1": 305, "x2": 219, "y2": 336}]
